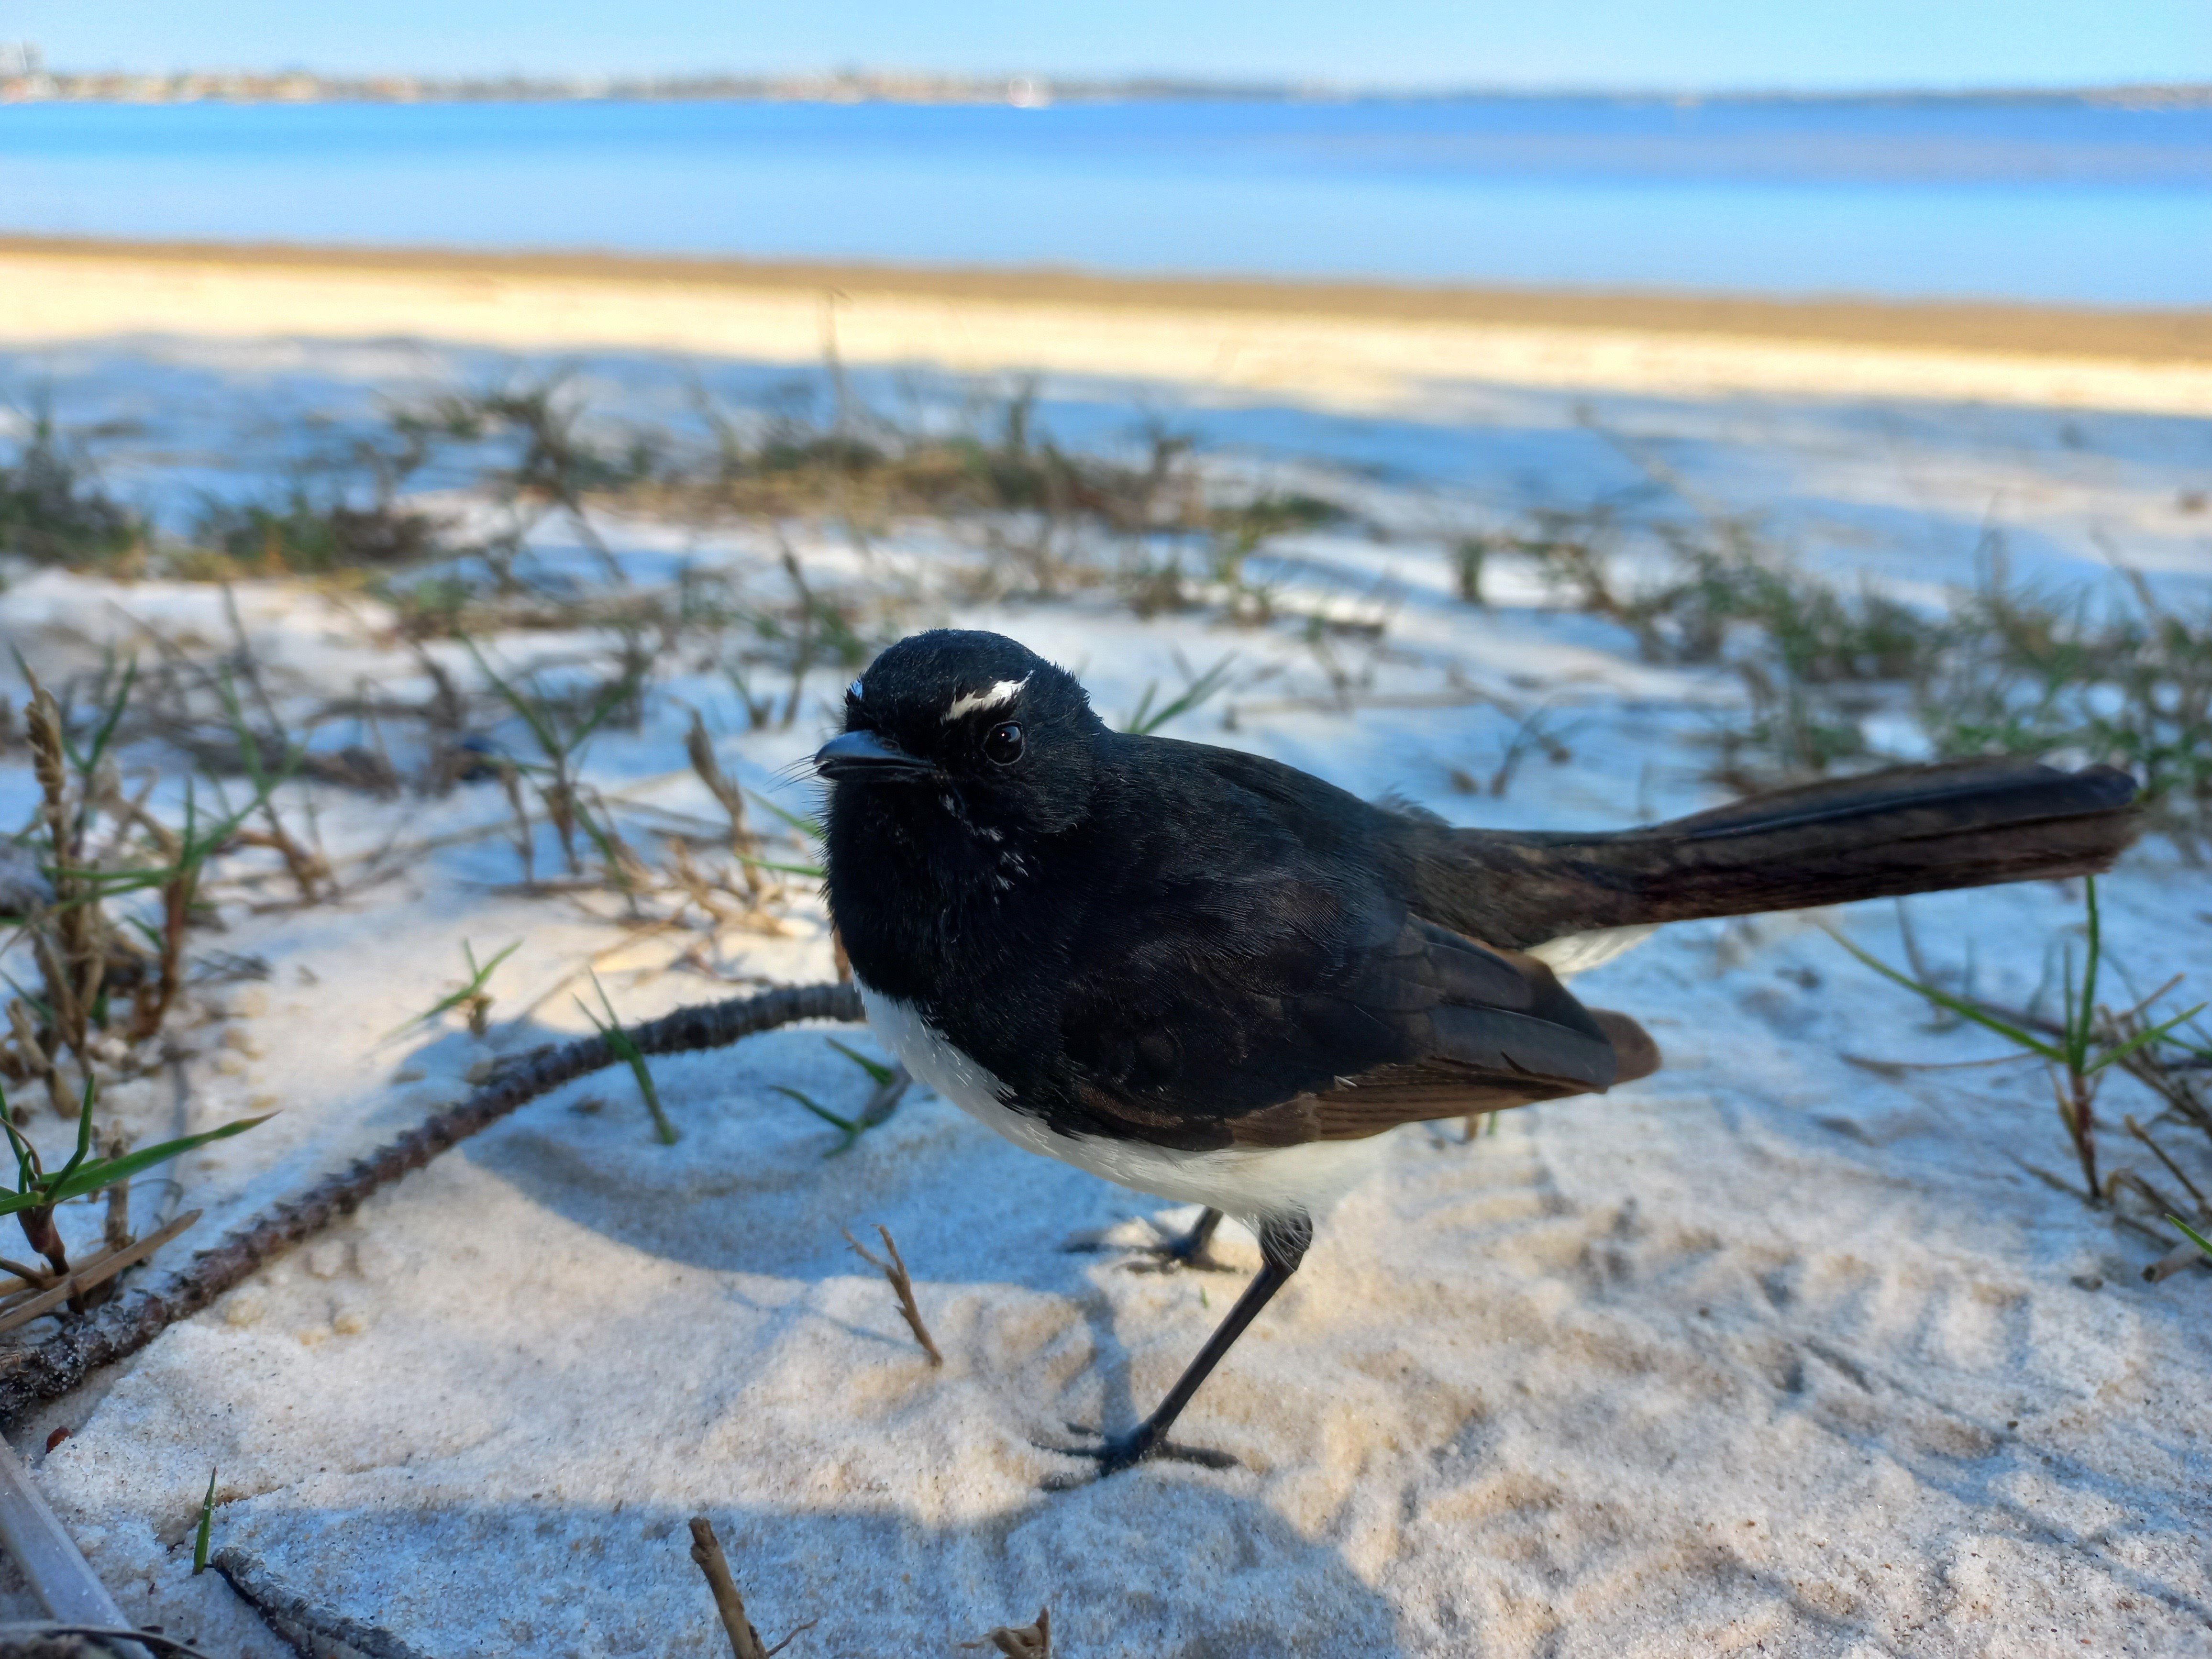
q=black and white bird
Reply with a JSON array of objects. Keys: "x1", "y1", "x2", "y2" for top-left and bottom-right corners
[{"x1": 816, "y1": 629, "x2": 2138, "y2": 1477}]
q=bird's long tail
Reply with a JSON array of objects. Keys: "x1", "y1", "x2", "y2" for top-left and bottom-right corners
[{"x1": 1416, "y1": 758, "x2": 2142, "y2": 951}]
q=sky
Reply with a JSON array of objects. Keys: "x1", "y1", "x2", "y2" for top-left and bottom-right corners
[{"x1": 4, "y1": 0, "x2": 2206, "y2": 92}]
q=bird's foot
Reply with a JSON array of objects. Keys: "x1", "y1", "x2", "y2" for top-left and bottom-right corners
[
  {"x1": 1040, "y1": 1421, "x2": 1238, "y2": 1487},
  {"x1": 1062, "y1": 1213, "x2": 1237, "y2": 1274},
  {"x1": 1124, "y1": 1225, "x2": 1237, "y2": 1274}
]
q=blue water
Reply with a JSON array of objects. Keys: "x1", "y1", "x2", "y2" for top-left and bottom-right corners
[{"x1": 0, "y1": 97, "x2": 2204, "y2": 305}]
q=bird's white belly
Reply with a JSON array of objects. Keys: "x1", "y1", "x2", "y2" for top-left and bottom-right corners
[
  {"x1": 1525, "y1": 922, "x2": 1658, "y2": 976},
  {"x1": 855, "y1": 979, "x2": 1383, "y2": 1224}
]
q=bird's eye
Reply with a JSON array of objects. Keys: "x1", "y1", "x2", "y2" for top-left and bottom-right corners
[{"x1": 984, "y1": 721, "x2": 1024, "y2": 764}]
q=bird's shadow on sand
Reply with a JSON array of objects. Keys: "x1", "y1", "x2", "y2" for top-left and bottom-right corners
[{"x1": 211, "y1": 1486, "x2": 1403, "y2": 1657}]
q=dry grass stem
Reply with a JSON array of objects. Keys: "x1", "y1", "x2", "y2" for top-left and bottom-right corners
[
  {"x1": 965, "y1": 1608, "x2": 1051, "y2": 1658},
  {"x1": 843, "y1": 1222, "x2": 943, "y2": 1366},
  {"x1": 0, "y1": 1209, "x2": 199, "y2": 1336},
  {"x1": 687, "y1": 1516, "x2": 770, "y2": 1659},
  {"x1": 690, "y1": 1530, "x2": 814, "y2": 1654},
  {"x1": 2145, "y1": 1234, "x2": 2212, "y2": 1283},
  {"x1": 684, "y1": 708, "x2": 763, "y2": 897},
  {"x1": 0, "y1": 1623, "x2": 219, "y2": 1656}
]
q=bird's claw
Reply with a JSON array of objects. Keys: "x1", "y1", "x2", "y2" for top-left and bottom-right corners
[
  {"x1": 1060, "y1": 1226, "x2": 1236, "y2": 1274},
  {"x1": 1039, "y1": 1423, "x2": 1239, "y2": 1486}
]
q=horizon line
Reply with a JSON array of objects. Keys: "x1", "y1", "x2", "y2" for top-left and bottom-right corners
[{"x1": 4, "y1": 62, "x2": 2209, "y2": 105}]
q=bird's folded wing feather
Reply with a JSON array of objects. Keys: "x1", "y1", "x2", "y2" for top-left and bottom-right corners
[{"x1": 1045, "y1": 888, "x2": 1641, "y2": 1150}]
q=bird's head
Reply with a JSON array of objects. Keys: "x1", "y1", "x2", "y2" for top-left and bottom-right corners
[{"x1": 814, "y1": 630, "x2": 1104, "y2": 839}]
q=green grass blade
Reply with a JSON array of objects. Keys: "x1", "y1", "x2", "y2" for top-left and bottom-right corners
[
  {"x1": 192, "y1": 1467, "x2": 217, "y2": 1574},
  {"x1": 733, "y1": 851, "x2": 825, "y2": 880},
  {"x1": 1124, "y1": 654, "x2": 1235, "y2": 735},
  {"x1": 568, "y1": 668, "x2": 644, "y2": 751},
  {"x1": 579, "y1": 976, "x2": 676, "y2": 1143},
  {"x1": 75, "y1": 656, "x2": 139, "y2": 776},
  {"x1": 2077, "y1": 876, "x2": 2102, "y2": 1068},
  {"x1": 51, "y1": 1073, "x2": 99, "y2": 1190},
  {"x1": 1824, "y1": 925, "x2": 2065, "y2": 1062},
  {"x1": 28, "y1": 1113, "x2": 276, "y2": 1211},
  {"x1": 0, "y1": 1084, "x2": 35, "y2": 1192},
  {"x1": 571, "y1": 799, "x2": 635, "y2": 889},
  {"x1": 385, "y1": 939, "x2": 521, "y2": 1039},
  {"x1": 2168, "y1": 1214, "x2": 2212, "y2": 1261},
  {"x1": 465, "y1": 637, "x2": 564, "y2": 761},
  {"x1": 2085, "y1": 1003, "x2": 2212, "y2": 1076},
  {"x1": 744, "y1": 787, "x2": 823, "y2": 839},
  {"x1": 825, "y1": 1037, "x2": 894, "y2": 1086},
  {"x1": 769, "y1": 1084, "x2": 860, "y2": 1153}
]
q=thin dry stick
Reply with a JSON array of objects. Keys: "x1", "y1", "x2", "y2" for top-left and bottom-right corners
[
  {"x1": 0, "y1": 981, "x2": 862, "y2": 1425},
  {"x1": 966, "y1": 1608, "x2": 1051, "y2": 1658},
  {"x1": 684, "y1": 709, "x2": 763, "y2": 898},
  {"x1": 2145, "y1": 1234, "x2": 2211, "y2": 1284},
  {"x1": 688, "y1": 1517, "x2": 770, "y2": 1659},
  {"x1": 0, "y1": 1624, "x2": 216, "y2": 1657},
  {"x1": 24, "y1": 682, "x2": 97, "y2": 1047},
  {"x1": 4, "y1": 1002, "x2": 74, "y2": 1123},
  {"x1": 0, "y1": 1434, "x2": 134, "y2": 1630},
  {"x1": 843, "y1": 1223, "x2": 942, "y2": 1366},
  {"x1": 0, "y1": 1211, "x2": 199, "y2": 1338},
  {"x1": 212, "y1": 1547, "x2": 436, "y2": 1659}
]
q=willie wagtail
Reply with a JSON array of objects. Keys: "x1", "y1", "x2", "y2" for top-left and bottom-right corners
[{"x1": 816, "y1": 629, "x2": 2139, "y2": 1478}]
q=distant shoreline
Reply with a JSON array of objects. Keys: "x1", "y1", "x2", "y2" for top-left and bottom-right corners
[
  {"x1": 4, "y1": 235, "x2": 2209, "y2": 416},
  {"x1": 5, "y1": 235, "x2": 2208, "y2": 364},
  {"x1": 6, "y1": 70, "x2": 2209, "y2": 109}
]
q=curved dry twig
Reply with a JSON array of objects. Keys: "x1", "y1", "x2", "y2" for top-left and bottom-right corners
[
  {"x1": 0, "y1": 1625, "x2": 215, "y2": 1659},
  {"x1": 0, "y1": 982, "x2": 861, "y2": 1425},
  {"x1": 211, "y1": 1548, "x2": 434, "y2": 1659}
]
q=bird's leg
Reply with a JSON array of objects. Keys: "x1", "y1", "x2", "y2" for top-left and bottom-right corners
[
  {"x1": 1063, "y1": 1205, "x2": 1236, "y2": 1272},
  {"x1": 1050, "y1": 1211, "x2": 1310, "y2": 1483}
]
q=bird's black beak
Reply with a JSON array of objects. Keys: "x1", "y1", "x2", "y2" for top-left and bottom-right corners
[{"x1": 813, "y1": 729, "x2": 934, "y2": 782}]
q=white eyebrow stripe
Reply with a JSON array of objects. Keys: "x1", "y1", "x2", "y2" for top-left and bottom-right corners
[{"x1": 943, "y1": 676, "x2": 1028, "y2": 722}]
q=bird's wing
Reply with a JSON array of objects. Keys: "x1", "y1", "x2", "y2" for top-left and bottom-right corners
[
  {"x1": 1041, "y1": 895, "x2": 1646, "y2": 1151},
  {"x1": 1289, "y1": 1004, "x2": 1659, "y2": 1143},
  {"x1": 931, "y1": 736, "x2": 1655, "y2": 1153}
]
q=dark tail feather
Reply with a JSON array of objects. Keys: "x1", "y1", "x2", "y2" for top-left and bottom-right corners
[
  {"x1": 1591, "y1": 1009, "x2": 1661, "y2": 1083},
  {"x1": 1418, "y1": 759, "x2": 2142, "y2": 950}
]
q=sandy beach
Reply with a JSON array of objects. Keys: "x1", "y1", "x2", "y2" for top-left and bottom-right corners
[
  {"x1": 0, "y1": 246, "x2": 2206, "y2": 1654},
  {"x1": 5, "y1": 236, "x2": 2212, "y2": 417}
]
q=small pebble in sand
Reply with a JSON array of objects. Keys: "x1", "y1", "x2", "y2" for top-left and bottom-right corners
[
  {"x1": 96, "y1": 1077, "x2": 159, "y2": 1116},
  {"x1": 464, "y1": 1054, "x2": 498, "y2": 1084},
  {"x1": 305, "y1": 1241, "x2": 351, "y2": 1280},
  {"x1": 391, "y1": 1065, "x2": 428, "y2": 1084},
  {"x1": 296, "y1": 1325, "x2": 329, "y2": 1347},
  {"x1": 220, "y1": 1027, "x2": 265, "y2": 1059},
  {"x1": 353, "y1": 1238, "x2": 397, "y2": 1283},
  {"x1": 211, "y1": 1052, "x2": 249, "y2": 1077},
  {"x1": 332, "y1": 1308, "x2": 371, "y2": 1335},
  {"x1": 222, "y1": 1291, "x2": 266, "y2": 1328},
  {"x1": 231, "y1": 985, "x2": 271, "y2": 1018}
]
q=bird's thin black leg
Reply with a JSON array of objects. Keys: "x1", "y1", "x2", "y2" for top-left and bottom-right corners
[{"x1": 1051, "y1": 1212, "x2": 1310, "y2": 1484}]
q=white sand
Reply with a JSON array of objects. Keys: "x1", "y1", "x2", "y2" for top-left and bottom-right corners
[
  {"x1": 0, "y1": 311, "x2": 2206, "y2": 1654},
  {"x1": 3, "y1": 243, "x2": 2212, "y2": 420}
]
